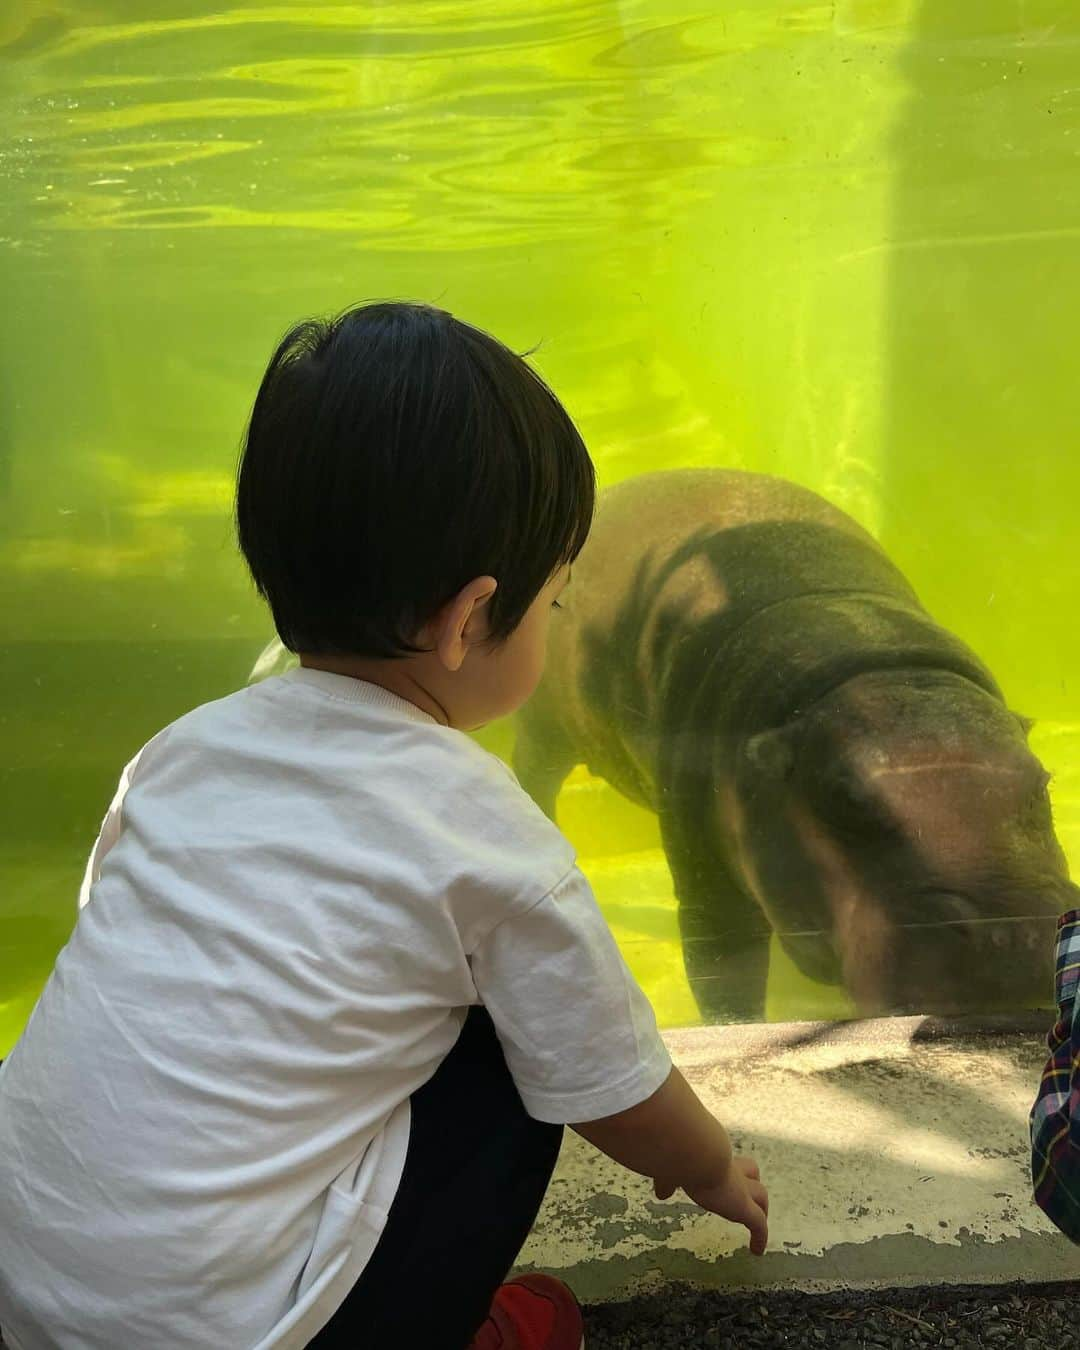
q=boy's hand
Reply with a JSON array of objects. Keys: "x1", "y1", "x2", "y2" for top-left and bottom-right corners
[{"x1": 654, "y1": 1155, "x2": 769, "y2": 1255}]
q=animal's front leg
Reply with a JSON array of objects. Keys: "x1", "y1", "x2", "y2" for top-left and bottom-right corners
[
  {"x1": 661, "y1": 811, "x2": 772, "y2": 1024},
  {"x1": 512, "y1": 700, "x2": 579, "y2": 822}
]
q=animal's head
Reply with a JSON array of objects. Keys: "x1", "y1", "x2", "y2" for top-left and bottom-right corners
[{"x1": 732, "y1": 670, "x2": 1071, "y2": 1016}]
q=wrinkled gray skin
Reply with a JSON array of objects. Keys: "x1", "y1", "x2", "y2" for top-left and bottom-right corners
[{"x1": 514, "y1": 469, "x2": 1074, "y2": 1022}]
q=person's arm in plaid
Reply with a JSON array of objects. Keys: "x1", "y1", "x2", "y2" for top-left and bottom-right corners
[{"x1": 1031, "y1": 910, "x2": 1080, "y2": 1241}]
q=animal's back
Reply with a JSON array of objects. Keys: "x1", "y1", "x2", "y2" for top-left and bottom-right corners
[{"x1": 569, "y1": 468, "x2": 874, "y2": 604}]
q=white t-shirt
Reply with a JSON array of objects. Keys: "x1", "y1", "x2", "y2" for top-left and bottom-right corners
[{"x1": 0, "y1": 669, "x2": 671, "y2": 1350}]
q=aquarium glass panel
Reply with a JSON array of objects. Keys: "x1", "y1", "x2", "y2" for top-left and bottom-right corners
[{"x1": 2, "y1": 0, "x2": 1078, "y2": 1050}]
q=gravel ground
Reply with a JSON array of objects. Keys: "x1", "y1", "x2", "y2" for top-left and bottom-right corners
[{"x1": 583, "y1": 1281, "x2": 1080, "y2": 1348}]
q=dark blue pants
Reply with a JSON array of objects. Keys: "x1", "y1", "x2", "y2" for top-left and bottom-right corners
[{"x1": 307, "y1": 1006, "x2": 564, "y2": 1349}]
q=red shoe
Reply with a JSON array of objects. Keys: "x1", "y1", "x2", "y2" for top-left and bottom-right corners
[{"x1": 468, "y1": 1273, "x2": 584, "y2": 1350}]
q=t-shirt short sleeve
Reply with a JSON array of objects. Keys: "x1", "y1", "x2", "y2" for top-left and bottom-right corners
[{"x1": 469, "y1": 867, "x2": 672, "y2": 1123}]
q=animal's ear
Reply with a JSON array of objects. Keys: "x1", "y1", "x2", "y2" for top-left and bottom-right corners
[{"x1": 743, "y1": 727, "x2": 794, "y2": 780}]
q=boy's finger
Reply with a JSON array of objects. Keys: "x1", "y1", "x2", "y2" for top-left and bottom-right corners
[
  {"x1": 747, "y1": 1206, "x2": 768, "y2": 1255},
  {"x1": 737, "y1": 1157, "x2": 761, "y2": 1182},
  {"x1": 749, "y1": 1180, "x2": 769, "y2": 1215}
]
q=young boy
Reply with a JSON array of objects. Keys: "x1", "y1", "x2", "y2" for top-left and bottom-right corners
[{"x1": 0, "y1": 303, "x2": 768, "y2": 1349}]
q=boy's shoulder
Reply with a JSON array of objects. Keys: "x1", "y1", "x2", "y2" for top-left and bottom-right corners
[
  {"x1": 141, "y1": 671, "x2": 574, "y2": 866},
  {"x1": 392, "y1": 707, "x2": 576, "y2": 874},
  {"x1": 111, "y1": 673, "x2": 576, "y2": 947}
]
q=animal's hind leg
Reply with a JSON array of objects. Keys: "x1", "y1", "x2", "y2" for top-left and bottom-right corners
[{"x1": 512, "y1": 704, "x2": 579, "y2": 823}]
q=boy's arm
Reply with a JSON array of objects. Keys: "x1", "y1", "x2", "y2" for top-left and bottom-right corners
[
  {"x1": 1031, "y1": 909, "x2": 1080, "y2": 1242},
  {"x1": 470, "y1": 866, "x2": 767, "y2": 1251},
  {"x1": 572, "y1": 1064, "x2": 731, "y2": 1192},
  {"x1": 572, "y1": 1065, "x2": 769, "y2": 1254}
]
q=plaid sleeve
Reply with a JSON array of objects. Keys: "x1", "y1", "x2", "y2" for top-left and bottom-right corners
[{"x1": 1030, "y1": 909, "x2": 1080, "y2": 1242}]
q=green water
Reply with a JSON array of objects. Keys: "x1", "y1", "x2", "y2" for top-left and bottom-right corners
[{"x1": 3, "y1": 2, "x2": 1079, "y2": 1053}]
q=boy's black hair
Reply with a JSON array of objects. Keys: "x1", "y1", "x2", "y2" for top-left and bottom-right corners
[{"x1": 236, "y1": 302, "x2": 595, "y2": 657}]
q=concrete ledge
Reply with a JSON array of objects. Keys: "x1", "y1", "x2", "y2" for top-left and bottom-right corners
[{"x1": 517, "y1": 1016, "x2": 1080, "y2": 1300}]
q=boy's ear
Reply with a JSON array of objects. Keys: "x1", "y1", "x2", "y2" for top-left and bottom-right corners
[{"x1": 430, "y1": 576, "x2": 498, "y2": 672}]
